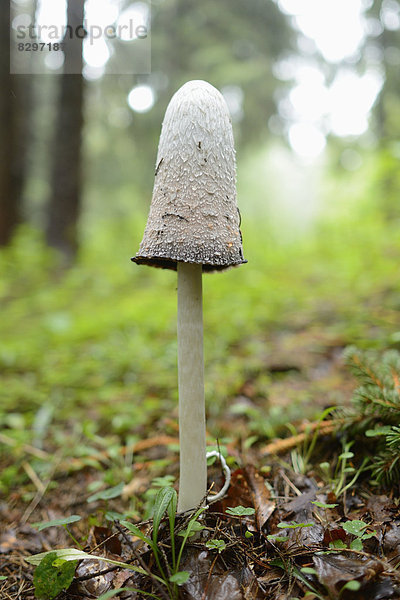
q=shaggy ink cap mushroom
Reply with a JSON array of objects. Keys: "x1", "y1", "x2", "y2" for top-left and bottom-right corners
[
  {"x1": 131, "y1": 80, "x2": 246, "y2": 512},
  {"x1": 131, "y1": 79, "x2": 246, "y2": 271}
]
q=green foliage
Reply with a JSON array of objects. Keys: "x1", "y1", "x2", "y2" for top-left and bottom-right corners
[
  {"x1": 2, "y1": 152, "x2": 400, "y2": 501},
  {"x1": 340, "y1": 581, "x2": 361, "y2": 594},
  {"x1": 169, "y1": 572, "x2": 190, "y2": 585},
  {"x1": 342, "y1": 347, "x2": 400, "y2": 486},
  {"x1": 345, "y1": 347, "x2": 400, "y2": 421},
  {"x1": 87, "y1": 483, "x2": 125, "y2": 503},
  {"x1": 301, "y1": 567, "x2": 318, "y2": 576},
  {"x1": 29, "y1": 485, "x2": 203, "y2": 600},
  {"x1": 341, "y1": 520, "x2": 367, "y2": 537},
  {"x1": 27, "y1": 548, "x2": 155, "y2": 582},
  {"x1": 327, "y1": 440, "x2": 369, "y2": 498},
  {"x1": 31, "y1": 514, "x2": 83, "y2": 549},
  {"x1": 267, "y1": 534, "x2": 289, "y2": 543},
  {"x1": 177, "y1": 520, "x2": 205, "y2": 538},
  {"x1": 291, "y1": 408, "x2": 336, "y2": 475},
  {"x1": 277, "y1": 521, "x2": 314, "y2": 530},
  {"x1": 311, "y1": 502, "x2": 338, "y2": 510},
  {"x1": 205, "y1": 539, "x2": 226, "y2": 553},
  {"x1": 226, "y1": 505, "x2": 255, "y2": 517},
  {"x1": 341, "y1": 519, "x2": 376, "y2": 552},
  {"x1": 32, "y1": 515, "x2": 81, "y2": 531},
  {"x1": 29, "y1": 487, "x2": 207, "y2": 599},
  {"x1": 33, "y1": 551, "x2": 78, "y2": 600},
  {"x1": 142, "y1": 475, "x2": 176, "y2": 519},
  {"x1": 123, "y1": 486, "x2": 207, "y2": 598}
]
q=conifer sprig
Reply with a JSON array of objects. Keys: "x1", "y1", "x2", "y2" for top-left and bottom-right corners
[{"x1": 343, "y1": 346, "x2": 400, "y2": 486}]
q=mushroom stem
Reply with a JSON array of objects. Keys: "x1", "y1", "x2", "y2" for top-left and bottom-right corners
[{"x1": 177, "y1": 261, "x2": 207, "y2": 512}]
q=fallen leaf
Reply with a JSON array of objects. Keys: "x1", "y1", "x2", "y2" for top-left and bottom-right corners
[
  {"x1": 33, "y1": 551, "x2": 77, "y2": 600},
  {"x1": 313, "y1": 552, "x2": 384, "y2": 596},
  {"x1": 243, "y1": 464, "x2": 275, "y2": 531}
]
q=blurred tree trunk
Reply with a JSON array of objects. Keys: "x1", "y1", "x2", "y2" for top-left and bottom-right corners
[
  {"x1": 46, "y1": 0, "x2": 85, "y2": 259},
  {"x1": 0, "y1": 6, "x2": 22, "y2": 246},
  {"x1": 0, "y1": 4, "x2": 30, "y2": 245},
  {"x1": 0, "y1": 5, "x2": 15, "y2": 245}
]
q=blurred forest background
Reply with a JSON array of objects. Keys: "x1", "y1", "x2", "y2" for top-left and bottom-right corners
[
  {"x1": 1, "y1": 0, "x2": 400, "y2": 500},
  {"x1": 3, "y1": 0, "x2": 399, "y2": 254}
]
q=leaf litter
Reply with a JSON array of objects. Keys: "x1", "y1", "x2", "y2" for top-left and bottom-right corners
[
  {"x1": 2, "y1": 339, "x2": 400, "y2": 598},
  {"x1": 2, "y1": 452, "x2": 400, "y2": 600}
]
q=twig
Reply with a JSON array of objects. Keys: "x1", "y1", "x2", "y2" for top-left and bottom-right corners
[
  {"x1": 261, "y1": 419, "x2": 344, "y2": 456},
  {"x1": 21, "y1": 453, "x2": 63, "y2": 523},
  {"x1": 279, "y1": 470, "x2": 302, "y2": 497},
  {"x1": 22, "y1": 462, "x2": 46, "y2": 494},
  {"x1": 0, "y1": 433, "x2": 49, "y2": 460}
]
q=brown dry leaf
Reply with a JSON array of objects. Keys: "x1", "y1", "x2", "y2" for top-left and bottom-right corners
[
  {"x1": 365, "y1": 495, "x2": 400, "y2": 562},
  {"x1": 75, "y1": 558, "x2": 114, "y2": 597},
  {"x1": 243, "y1": 464, "x2": 275, "y2": 531},
  {"x1": 92, "y1": 526, "x2": 122, "y2": 555},
  {"x1": 313, "y1": 553, "x2": 384, "y2": 596},
  {"x1": 212, "y1": 469, "x2": 253, "y2": 514},
  {"x1": 366, "y1": 495, "x2": 399, "y2": 524},
  {"x1": 281, "y1": 488, "x2": 317, "y2": 514},
  {"x1": 112, "y1": 568, "x2": 137, "y2": 590},
  {"x1": 180, "y1": 548, "x2": 263, "y2": 600},
  {"x1": 322, "y1": 527, "x2": 346, "y2": 545},
  {"x1": 379, "y1": 521, "x2": 400, "y2": 562},
  {"x1": 180, "y1": 549, "x2": 243, "y2": 600}
]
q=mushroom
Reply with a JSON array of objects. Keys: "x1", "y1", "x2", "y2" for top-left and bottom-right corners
[{"x1": 132, "y1": 80, "x2": 246, "y2": 512}]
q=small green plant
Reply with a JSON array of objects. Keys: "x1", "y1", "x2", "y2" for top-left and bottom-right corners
[
  {"x1": 298, "y1": 566, "x2": 362, "y2": 600},
  {"x1": 277, "y1": 521, "x2": 315, "y2": 530},
  {"x1": 225, "y1": 505, "x2": 255, "y2": 517},
  {"x1": 321, "y1": 439, "x2": 369, "y2": 498},
  {"x1": 341, "y1": 519, "x2": 376, "y2": 551},
  {"x1": 27, "y1": 549, "x2": 159, "y2": 600},
  {"x1": 32, "y1": 515, "x2": 83, "y2": 550},
  {"x1": 177, "y1": 520, "x2": 205, "y2": 538},
  {"x1": 339, "y1": 580, "x2": 361, "y2": 597},
  {"x1": 122, "y1": 486, "x2": 207, "y2": 598},
  {"x1": 311, "y1": 501, "x2": 338, "y2": 509},
  {"x1": 267, "y1": 533, "x2": 290, "y2": 543},
  {"x1": 33, "y1": 552, "x2": 78, "y2": 600},
  {"x1": 290, "y1": 407, "x2": 335, "y2": 475},
  {"x1": 205, "y1": 539, "x2": 226, "y2": 553},
  {"x1": 87, "y1": 482, "x2": 125, "y2": 503},
  {"x1": 28, "y1": 486, "x2": 207, "y2": 600},
  {"x1": 143, "y1": 475, "x2": 176, "y2": 519},
  {"x1": 272, "y1": 561, "x2": 325, "y2": 600}
]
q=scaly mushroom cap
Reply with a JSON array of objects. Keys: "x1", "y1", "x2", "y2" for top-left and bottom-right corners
[{"x1": 132, "y1": 80, "x2": 246, "y2": 271}]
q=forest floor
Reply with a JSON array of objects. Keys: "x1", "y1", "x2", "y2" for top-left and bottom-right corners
[{"x1": 1, "y1": 222, "x2": 400, "y2": 599}]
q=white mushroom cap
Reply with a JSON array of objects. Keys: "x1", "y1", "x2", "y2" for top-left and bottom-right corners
[{"x1": 132, "y1": 80, "x2": 246, "y2": 271}]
